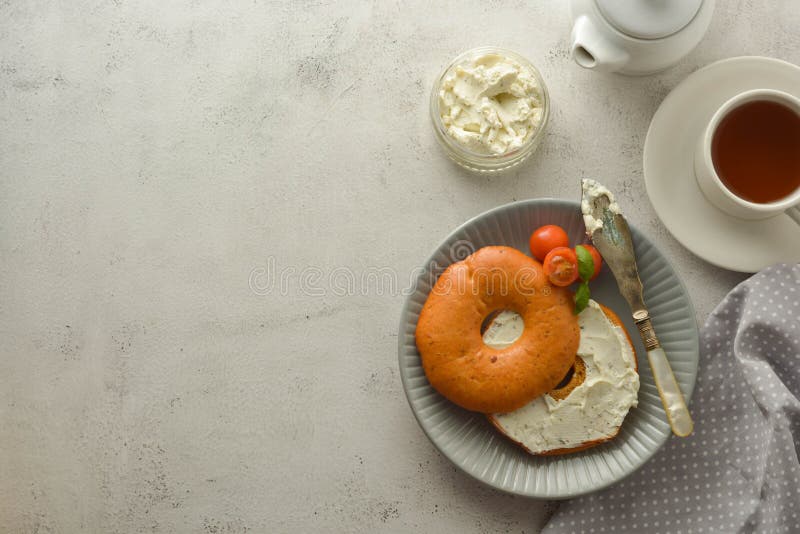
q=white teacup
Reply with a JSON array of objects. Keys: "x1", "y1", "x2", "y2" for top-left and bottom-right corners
[{"x1": 694, "y1": 88, "x2": 800, "y2": 225}]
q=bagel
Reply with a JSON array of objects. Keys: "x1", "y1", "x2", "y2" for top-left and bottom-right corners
[
  {"x1": 415, "y1": 246, "x2": 580, "y2": 414},
  {"x1": 487, "y1": 300, "x2": 640, "y2": 455}
]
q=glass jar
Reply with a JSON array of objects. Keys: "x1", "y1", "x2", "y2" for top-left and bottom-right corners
[{"x1": 430, "y1": 47, "x2": 550, "y2": 173}]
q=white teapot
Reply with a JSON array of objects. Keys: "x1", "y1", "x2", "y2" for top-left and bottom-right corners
[{"x1": 569, "y1": 0, "x2": 715, "y2": 75}]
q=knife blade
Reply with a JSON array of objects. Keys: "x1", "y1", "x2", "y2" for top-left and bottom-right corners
[{"x1": 581, "y1": 179, "x2": 694, "y2": 437}]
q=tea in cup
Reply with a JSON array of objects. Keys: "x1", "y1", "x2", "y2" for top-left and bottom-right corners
[{"x1": 694, "y1": 89, "x2": 800, "y2": 223}]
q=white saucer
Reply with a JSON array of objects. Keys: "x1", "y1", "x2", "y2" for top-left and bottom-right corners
[{"x1": 644, "y1": 56, "x2": 800, "y2": 273}]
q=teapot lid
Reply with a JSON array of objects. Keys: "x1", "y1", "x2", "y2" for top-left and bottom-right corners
[{"x1": 596, "y1": 0, "x2": 704, "y2": 40}]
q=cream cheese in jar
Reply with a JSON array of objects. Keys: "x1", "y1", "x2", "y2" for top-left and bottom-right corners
[{"x1": 438, "y1": 53, "x2": 545, "y2": 156}]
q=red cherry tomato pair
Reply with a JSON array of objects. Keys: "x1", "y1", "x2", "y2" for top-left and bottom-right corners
[{"x1": 529, "y1": 225, "x2": 602, "y2": 287}]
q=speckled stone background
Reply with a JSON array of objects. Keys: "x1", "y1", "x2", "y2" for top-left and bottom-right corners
[{"x1": 1, "y1": 1, "x2": 797, "y2": 533}]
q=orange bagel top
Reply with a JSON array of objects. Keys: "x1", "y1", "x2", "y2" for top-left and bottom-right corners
[{"x1": 415, "y1": 246, "x2": 580, "y2": 414}]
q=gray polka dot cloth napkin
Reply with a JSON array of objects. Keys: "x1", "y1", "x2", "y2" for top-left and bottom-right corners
[{"x1": 543, "y1": 263, "x2": 800, "y2": 534}]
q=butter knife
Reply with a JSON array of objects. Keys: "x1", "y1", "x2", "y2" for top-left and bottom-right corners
[{"x1": 581, "y1": 179, "x2": 694, "y2": 437}]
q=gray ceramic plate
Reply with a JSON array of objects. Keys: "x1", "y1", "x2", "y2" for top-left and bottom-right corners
[{"x1": 398, "y1": 199, "x2": 699, "y2": 499}]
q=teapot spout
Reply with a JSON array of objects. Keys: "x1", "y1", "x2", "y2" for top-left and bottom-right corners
[{"x1": 570, "y1": 15, "x2": 629, "y2": 72}]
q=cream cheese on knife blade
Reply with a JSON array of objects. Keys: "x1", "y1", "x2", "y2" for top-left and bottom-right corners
[{"x1": 581, "y1": 178, "x2": 621, "y2": 235}]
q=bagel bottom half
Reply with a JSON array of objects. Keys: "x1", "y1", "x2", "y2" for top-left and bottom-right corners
[{"x1": 487, "y1": 300, "x2": 640, "y2": 455}]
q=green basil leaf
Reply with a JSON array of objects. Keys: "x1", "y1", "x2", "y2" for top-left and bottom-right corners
[
  {"x1": 574, "y1": 281, "x2": 590, "y2": 315},
  {"x1": 575, "y1": 245, "x2": 594, "y2": 282}
]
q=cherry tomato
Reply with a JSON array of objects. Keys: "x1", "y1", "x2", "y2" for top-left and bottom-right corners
[
  {"x1": 529, "y1": 225, "x2": 570, "y2": 261},
  {"x1": 578, "y1": 244, "x2": 603, "y2": 280},
  {"x1": 543, "y1": 247, "x2": 579, "y2": 287}
]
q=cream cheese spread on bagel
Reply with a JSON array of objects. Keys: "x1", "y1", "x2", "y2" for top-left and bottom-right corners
[{"x1": 485, "y1": 300, "x2": 639, "y2": 454}]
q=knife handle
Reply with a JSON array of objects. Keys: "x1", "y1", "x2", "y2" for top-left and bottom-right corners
[{"x1": 635, "y1": 314, "x2": 694, "y2": 437}]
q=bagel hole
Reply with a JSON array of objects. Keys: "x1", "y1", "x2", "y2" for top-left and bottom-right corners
[{"x1": 481, "y1": 309, "x2": 524, "y2": 350}]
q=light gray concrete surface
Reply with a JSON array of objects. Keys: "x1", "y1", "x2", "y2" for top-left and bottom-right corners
[{"x1": 1, "y1": 1, "x2": 797, "y2": 532}]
